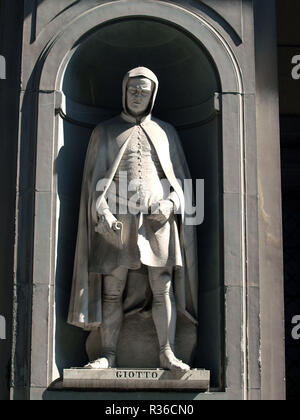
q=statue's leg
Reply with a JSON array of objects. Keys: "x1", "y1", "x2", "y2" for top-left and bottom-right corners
[
  {"x1": 86, "y1": 266, "x2": 128, "y2": 369},
  {"x1": 148, "y1": 267, "x2": 190, "y2": 372},
  {"x1": 148, "y1": 267, "x2": 176, "y2": 353}
]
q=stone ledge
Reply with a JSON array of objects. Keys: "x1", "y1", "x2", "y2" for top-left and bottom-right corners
[{"x1": 63, "y1": 368, "x2": 210, "y2": 391}]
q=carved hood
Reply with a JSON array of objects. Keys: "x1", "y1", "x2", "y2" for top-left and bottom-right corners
[{"x1": 122, "y1": 66, "x2": 159, "y2": 117}]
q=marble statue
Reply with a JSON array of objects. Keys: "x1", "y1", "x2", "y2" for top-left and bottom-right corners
[{"x1": 68, "y1": 67, "x2": 198, "y2": 372}]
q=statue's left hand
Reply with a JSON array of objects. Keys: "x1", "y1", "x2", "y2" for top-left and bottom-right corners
[{"x1": 150, "y1": 200, "x2": 174, "y2": 225}]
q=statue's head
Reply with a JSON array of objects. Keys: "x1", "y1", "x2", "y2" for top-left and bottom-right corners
[{"x1": 122, "y1": 67, "x2": 159, "y2": 118}]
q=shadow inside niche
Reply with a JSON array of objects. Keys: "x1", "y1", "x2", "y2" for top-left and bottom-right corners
[{"x1": 52, "y1": 17, "x2": 223, "y2": 390}]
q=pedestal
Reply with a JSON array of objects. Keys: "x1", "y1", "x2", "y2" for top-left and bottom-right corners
[{"x1": 63, "y1": 368, "x2": 210, "y2": 391}]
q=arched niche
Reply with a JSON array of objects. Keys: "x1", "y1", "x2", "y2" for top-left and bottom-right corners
[
  {"x1": 30, "y1": 0, "x2": 246, "y2": 396},
  {"x1": 56, "y1": 17, "x2": 222, "y2": 387}
]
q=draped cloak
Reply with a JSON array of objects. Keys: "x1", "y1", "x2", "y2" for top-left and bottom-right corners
[{"x1": 67, "y1": 67, "x2": 198, "y2": 330}]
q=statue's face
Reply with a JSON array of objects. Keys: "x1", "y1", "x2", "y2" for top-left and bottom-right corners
[{"x1": 126, "y1": 77, "x2": 153, "y2": 117}]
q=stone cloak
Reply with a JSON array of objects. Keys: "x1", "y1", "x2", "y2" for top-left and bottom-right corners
[{"x1": 67, "y1": 115, "x2": 198, "y2": 330}]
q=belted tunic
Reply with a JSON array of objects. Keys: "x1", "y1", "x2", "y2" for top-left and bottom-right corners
[
  {"x1": 113, "y1": 123, "x2": 166, "y2": 210},
  {"x1": 96, "y1": 119, "x2": 183, "y2": 270}
]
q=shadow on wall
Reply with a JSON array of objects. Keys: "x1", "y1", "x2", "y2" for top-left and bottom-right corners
[{"x1": 54, "y1": 123, "x2": 91, "y2": 373}]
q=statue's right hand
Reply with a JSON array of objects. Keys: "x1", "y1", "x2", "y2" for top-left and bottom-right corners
[{"x1": 95, "y1": 209, "x2": 118, "y2": 235}]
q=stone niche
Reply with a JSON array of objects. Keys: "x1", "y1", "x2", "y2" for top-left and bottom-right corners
[
  {"x1": 56, "y1": 18, "x2": 223, "y2": 389},
  {"x1": 14, "y1": 0, "x2": 285, "y2": 401}
]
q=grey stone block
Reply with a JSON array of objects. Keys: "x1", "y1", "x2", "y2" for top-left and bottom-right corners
[
  {"x1": 63, "y1": 368, "x2": 210, "y2": 391},
  {"x1": 200, "y1": 0, "x2": 243, "y2": 39},
  {"x1": 223, "y1": 193, "x2": 243, "y2": 288}
]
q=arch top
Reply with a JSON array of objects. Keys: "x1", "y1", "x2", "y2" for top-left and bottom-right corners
[{"x1": 37, "y1": 0, "x2": 243, "y2": 94}]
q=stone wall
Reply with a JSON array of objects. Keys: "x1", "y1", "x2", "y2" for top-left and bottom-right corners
[{"x1": 0, "y1": 0, "x2": 285, "y2": 400}]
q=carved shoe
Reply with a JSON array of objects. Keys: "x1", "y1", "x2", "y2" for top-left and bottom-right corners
[
  {"x1": 160, "y1": 352, "x2": 190, "y2": 372},
  {"x1": 84, "y1": 355, "x2": 116, "y2": 369}
]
